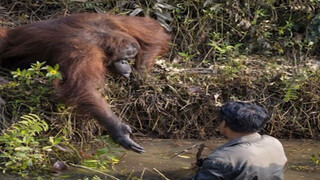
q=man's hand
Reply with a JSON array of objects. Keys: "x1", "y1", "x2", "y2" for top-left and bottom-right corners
[{"x1": 196, "y1": 158, "x2": 204, "y2": 167}]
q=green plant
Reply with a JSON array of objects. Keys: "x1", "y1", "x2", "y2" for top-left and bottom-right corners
[
  {"x1": 0, "y1": 113, "x2": 75, "y2": 177},
  {"x1": 44, "y1": 64, "x2": 62, "y2": 81},
  {"x1": 219, "y1": 58, "x2": 246, "y2": 79},
  {"x1": 0, "y1": 114, "x2": 50, "y2": 176},
  {"x1": 306, "y1": 14, "x2": 320, "y2": 43},
  {"x1": 207, "y1": 32, "x2": 242, "y2": 61},
  {"x1": 281, "y1": 69, "x2": 310, "y2": 102},
  {"x1": 3, "y1": 62, "x2": 61, "y2": 114},
  {"x1": 11, "y1": 61, "x2": 62, "y2": 85},
  {"x1": 178, "y1": 52, "x2": 195, "y2": 63},
  {"x1": 81, "y1": 136, "x2": 120, "y2": 171},
  {"x1": 311, "y1": 152, "x2": 320, "y2": 166}
]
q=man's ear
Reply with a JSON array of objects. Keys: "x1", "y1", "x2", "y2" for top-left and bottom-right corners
[
  {"x1": 220, "y1": 120, "x2": 228, "y2": 128},
  {"x1": 223, "y1": 121, "x2": 228, "y2": 128},
  {"x1": 219, "y1": 120, "x2": 227, "y2": 136}
]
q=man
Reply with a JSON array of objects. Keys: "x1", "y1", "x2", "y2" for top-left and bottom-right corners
[{"x1": 192, "y1": 101, "x2": 287, "y2": 180}]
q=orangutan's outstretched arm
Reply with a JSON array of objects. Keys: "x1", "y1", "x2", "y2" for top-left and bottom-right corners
[{"x1": 56, "y1": 44, "x2": 144, "y2": 153}]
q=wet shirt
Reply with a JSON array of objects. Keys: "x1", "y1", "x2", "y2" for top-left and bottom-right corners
[{"x1": 192, "y1": 133, "x2": 287, "y2": 180}]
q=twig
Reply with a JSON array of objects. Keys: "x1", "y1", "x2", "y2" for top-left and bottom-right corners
[
  {"x1": 140, "y1": 168, "x2": 147, "y2": 179},
  {"x1": 170, "y1": 142, "x2": 205, "y2": 159},
  {"x1": 153, "y1": 168, "x2": 170, "y2": 180},
  {"x1": 126, "y1": 170, "x2": 134, "y2": 180},
  {"x1": 69, "y1": 163, "x2": 120, "y2": 180}
]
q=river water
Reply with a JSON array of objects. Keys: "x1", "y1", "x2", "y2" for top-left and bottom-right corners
[
  {"x1": 70, "y1": 138, "x2": 320, "y2": 180},
  {"x1": 0, "y1": 139, "x2": 319, "y2": 179},
  {"x1": 114, "y1": 139, "x2": 320, "y2": 180}
]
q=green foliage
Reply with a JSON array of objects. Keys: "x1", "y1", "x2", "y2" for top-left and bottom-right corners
[
  {"x1": 207, "y1": 32, "x2": 243, "y2": 60},
  {"x1": 2, "y1": 62, "x2": 61, "y2": 114},
  {"x1": 45, "y1": 64, "x2": 62, "y2": 81},
  {"x1": 281, "y1": 69, "x2": 310, "y2": 102},
  {"x1": 169, "y1": 0, "x2": 320, "y2": 61},
  {"x1": 219, "y1": 58, "x2": 246, "y2": 79},
  {"x1": 0, "y1": 63, "x2": 85, "y2": 177},
  {"x1": 0, "y1": 113, "x2": 84, "y2": 177},
  {"x1": 306, "y1": 14, "x2": 320, "y2": 43},
  {"x1": 11, "y1": 61, "x2": 62, "y2": 85},
  {"x1": 81, "y1": 136, "x2": 120, "y2": 171},
  {"x1": 311, "y1": 152, "x2": 320, "y2": 166},
  {"x1": 0, "y1": 114, "x2": 50, "y2": 176},
  {"x1": 178, "y1": 52, "x2": 195, "y2": 63}
]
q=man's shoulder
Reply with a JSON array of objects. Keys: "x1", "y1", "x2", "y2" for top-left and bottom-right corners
[
  {"x1": 261, "y1": 134, "x2": 279, "y2": 140},
  {"x1": 207, "y1": 135, "x2": 284, "y2": 159},
  {"x1": 260, "y1": 135, "x2": 284, "y2": 146}
]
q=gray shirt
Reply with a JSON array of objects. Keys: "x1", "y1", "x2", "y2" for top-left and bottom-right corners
[{"x1": 192, "y1": 133, "x2": 287, "y2": 180}]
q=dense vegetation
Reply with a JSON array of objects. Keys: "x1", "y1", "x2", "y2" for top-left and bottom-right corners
[{"x1": 0, "y1": 0, "x2": 319, "y2": 177}]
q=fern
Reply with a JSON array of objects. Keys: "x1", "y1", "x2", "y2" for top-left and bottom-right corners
[
  {"x1": 281, "y1": 69, "x2": 309, "y2": 102},
  {"x1": 8, "y1": 113, "x2": 48, "y2": 136},
  {"x1": 283, "y1": 84, "x2": 300, "y2": 102},
  {"x1": 0, "y1": 114, "x2": 49, "y2": 176}
]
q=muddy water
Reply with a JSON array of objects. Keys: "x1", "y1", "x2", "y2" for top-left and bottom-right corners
[
  {"x1": 1, "y1": 139, "x2": 318, "y2": 180},
  {"x1": 110, "y1": 139, "x2": 320, "y2": 180}
]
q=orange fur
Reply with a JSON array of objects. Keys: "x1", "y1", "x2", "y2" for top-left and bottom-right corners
[{"x1": 0, "y1": 13, "x2": 170, "y2": 150}]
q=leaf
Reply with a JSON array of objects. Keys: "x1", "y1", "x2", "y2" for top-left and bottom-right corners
[
  {"x1": 15, "y1": 146, "x2": 32, "y2": 151},
  {"x1": 5, "y1": 161, "x2": 13, "y2": 167},
  {"x1": 27, "y1": 159, "x2": 33, "y2": 167},
  {"x1": 56, "y1": 72, "x2": 63, "y2": 80},
  {"x1": 178, "y1": 52, "x2": 188, "y2": 57},
  {"x1": 14, "y1": 152, "x2": 27, "y2": 158},
  {"x1": 54, "y1": 64, "x2": 59, "y2": 70},
  {"x1": 177, "y1": 155, "x2": 191, "y2": 159},
  {"x1": 83, "y1": 160, "x2": 99, "y2": 163},
  {"x1": 33, "y1": 154, "x2": 43, "y2": 158},
  {"x1": 110, "y1": 156, "x2": 119, "y2": 163},
  {"x1": 96, "y1": 148, "x2": 108, "y2": 156},
  {"x1": 49, "y1": 137, "x2": 54, "y2": 144},
  {"x1": 42, "y1": 146, "x2": 53, "y2": 152},
  {"x1": 51, "y1": 136, "x2": 63, "y2": 146}
]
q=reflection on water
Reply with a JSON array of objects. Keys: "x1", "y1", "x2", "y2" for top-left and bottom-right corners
[{"x1": 0, "y1": 139, "x2": 319, "y2": 179}]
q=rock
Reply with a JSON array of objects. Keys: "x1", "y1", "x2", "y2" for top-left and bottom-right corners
[{"x1": 52, "y1": 160, "x2": 68, "y2": 171}]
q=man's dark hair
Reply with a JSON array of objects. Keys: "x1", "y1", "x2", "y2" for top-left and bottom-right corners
[{"x1": 219, "y1": 101, "x2": 269, "y2": 133}]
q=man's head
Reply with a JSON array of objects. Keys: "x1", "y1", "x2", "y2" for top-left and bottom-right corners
[{"x1": 219, "y1": 101, "x2": 269, "y2": 133}]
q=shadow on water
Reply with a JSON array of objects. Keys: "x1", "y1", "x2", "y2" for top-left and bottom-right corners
[{"x1": 0, "y1": 139, "x2": 319, "y2": 180}]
